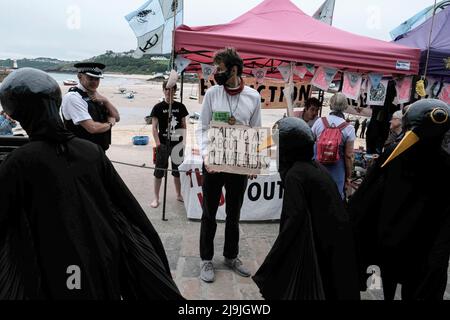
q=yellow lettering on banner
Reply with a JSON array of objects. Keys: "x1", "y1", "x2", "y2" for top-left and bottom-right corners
[{"x1": 199, "y1": 77, "x2": 312, "y2": 109}]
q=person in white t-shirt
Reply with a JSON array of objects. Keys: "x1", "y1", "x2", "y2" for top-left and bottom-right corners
[
  {"x1": 61, "y1": 63, "x2": 120, "y2": 151},
  {"x1": 196, "y1": 48, "x2": 262, "y2": 283}
]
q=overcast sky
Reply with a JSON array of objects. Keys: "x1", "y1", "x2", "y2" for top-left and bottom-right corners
[{"x1": 0, "y1": 0, "x2": 435, "y2": 61}]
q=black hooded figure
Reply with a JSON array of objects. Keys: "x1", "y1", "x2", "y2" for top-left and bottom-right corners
[
  {"x1": 252, "y1": 117, "x2": 360, "y2": 300},
  {"x1": 349, "y1": 99, "x2": 450, "y2": 300},
  {"x1": 0, "y1": 68, "x2": 182, "y2": 300}
]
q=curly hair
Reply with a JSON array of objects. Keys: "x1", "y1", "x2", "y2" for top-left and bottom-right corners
[
  {"x1": 304, "y1": 97, "x2": 322, "y2": 110},
  {"x1": 213, "y1": 47, "x2": 244, "y2": 76}
]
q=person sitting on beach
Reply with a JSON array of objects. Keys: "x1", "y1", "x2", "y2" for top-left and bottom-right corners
[
  {"x1": 61, "y1": 62, "x2": 120, "y2": 151},
  {"x1": 150, "y1": 81, "x2": 189, "y2": 208},
  {"x1": 0, "y1": 110, "x2": 17, "y2": 135}
]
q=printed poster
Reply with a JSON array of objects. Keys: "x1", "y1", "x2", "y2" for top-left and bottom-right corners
[{"x1": 367, "y1": 79, "x2": 389, "y2": 106}]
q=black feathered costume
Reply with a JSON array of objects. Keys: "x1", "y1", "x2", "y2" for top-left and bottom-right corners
[
  {"x1": 0, "y1": 68, "x2": 182, "y2": 300},
  {"x1": 252, "y1": 117, "x2": 360, "y2": 300},
  {"x1": 349, "y1": 99, "x2": 450, "y2": 300}
]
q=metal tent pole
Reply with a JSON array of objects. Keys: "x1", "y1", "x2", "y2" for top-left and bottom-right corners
[{"x1": 162, "y1": 0, "x2": 180, "y2": 221}]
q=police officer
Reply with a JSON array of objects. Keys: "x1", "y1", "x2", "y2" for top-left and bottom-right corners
[{"x1": 61, "y1": 62, "x2": 120, "y2": 151}]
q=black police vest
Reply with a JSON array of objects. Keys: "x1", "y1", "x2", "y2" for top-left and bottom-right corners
[{"x1": 63, "y1": 87, "x2": 111, "y2": 151}]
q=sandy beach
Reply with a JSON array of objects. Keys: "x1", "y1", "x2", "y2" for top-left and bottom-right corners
[
  {"x1": 103, "y1": 73, "x2": 155, "y2": 81},
  {"x1": 58, "y1": 79, "x2": 366, "y2": 151},
  {"x1": 3, "y1": 77, "x2": 366, "y2": 150}
]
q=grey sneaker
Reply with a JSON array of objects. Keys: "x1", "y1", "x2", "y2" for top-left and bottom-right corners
[
  {"x1": 224, "y1": 258, "x2": 251, "y2": 277},
  {"x1": 200, "y1": 261, "x2": 215, "y2": 283}
]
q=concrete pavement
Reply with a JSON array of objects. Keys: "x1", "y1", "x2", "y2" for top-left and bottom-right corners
[{"x1": 107, "y1": 139, "x2": 450, "y2": 301}]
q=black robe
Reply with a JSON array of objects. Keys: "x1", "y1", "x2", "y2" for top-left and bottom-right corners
[
  {"x1": 253, "y1": 160, "x2": 360, "y2": 300},
  {"x1": 348, "y1": 141, "x2": 450, "y2": 300},
  {"x1": 0, "y1": 138, "x2": 182, "y2": 299}
]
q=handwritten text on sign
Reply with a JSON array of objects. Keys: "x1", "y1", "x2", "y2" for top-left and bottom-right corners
[
  {"x1": 206, "y1": 123, "x2": 272, "y2": 175},
  {"x1": 199, "y1": 77, "x2": 312, "y2": 109}
]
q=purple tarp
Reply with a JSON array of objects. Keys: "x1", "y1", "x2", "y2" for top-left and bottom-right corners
[{"x1": 395, "y1": 6, "x2": 450, "y2": 81}]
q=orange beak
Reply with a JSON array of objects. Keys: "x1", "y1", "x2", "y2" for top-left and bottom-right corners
[{"x1": 381, "y1": 131, "x2": 420, "y2": 168}]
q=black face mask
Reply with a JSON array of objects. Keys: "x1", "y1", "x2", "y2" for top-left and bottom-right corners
[{"x1": 214, "y1": 71, "x2": 231, "y2": 86}]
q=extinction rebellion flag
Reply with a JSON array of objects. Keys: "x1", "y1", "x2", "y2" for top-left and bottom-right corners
[{"x1": 125, "y1": 0, "x2": 184, "y2": 58}]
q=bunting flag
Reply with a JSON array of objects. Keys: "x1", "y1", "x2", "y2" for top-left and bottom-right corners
[
  {"x1": 360, "y1": 77, "x2": 368, "y2": 93},
  {"x1": 395, "y1": 76, "x2": 413, "y2": 104},
  {"x1": 310, "y1": 66, "x2": 338, "y2": 91},
  {"x1": 174, "y1": 56, "x2": 191, "y2": 74},
  {"x1": 313, "y1": 0, "x2": 336, "y2": 25},
  {"x1": 368, "y1": 73, "x2": 383, "y2": 89},
  {"x1": 283, "y1": 84, "x2": 295, "y2": 116},
  {"x1": 367, "y1": 79, "x2": 389, "y2": 106},
  {"x1": 200, "y1": 64, "x2": 217, "y2": 80},
  {"x1": 426, "y1": 78, "x2": 443, "y2": 98},
  {"x1": 277, "y1": 65, "x2": 292, "y2": 83},
  {"x1": 342, "y1": 72, "x2": 363, "y2": 100},
  {"x1": 293, "y1": 66, "x2": 308, "y2": 79},
  {"x1": 252, "y1": 68, "x2": 268, "y2": 85},
  {"x1": 125, "y1": 0, "x2": 183, "y2": 58},
  {"x1": 439, "y1": 83, "x2": 450, "y2": 104},
  {"x1": 305, "y1": 64, "x2": 316, "y2": 75},
  {"x1": 325, "y1": 67, "x2": 338, "y2": 83}
]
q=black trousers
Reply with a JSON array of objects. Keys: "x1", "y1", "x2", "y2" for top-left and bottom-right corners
[{"x1": 200, "y1": 165, "x2": 248, "y2": 261}]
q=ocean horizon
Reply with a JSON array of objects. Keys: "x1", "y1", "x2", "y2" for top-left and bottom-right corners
[{"x1": 47, "y1": 72, "x2": 148, "y2": 87}]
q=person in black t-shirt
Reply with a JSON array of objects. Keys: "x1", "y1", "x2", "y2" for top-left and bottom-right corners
[{"x1": 150, "y1": 81, "x2": 189, "y2": 208}]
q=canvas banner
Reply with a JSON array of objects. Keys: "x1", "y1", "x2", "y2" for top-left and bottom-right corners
[
  {"x1": 199, "y1": 77, "x2": 312, "y2": 109},
  {"x1": 179, "y1": 158, "x2": 282, "y2": 221}
]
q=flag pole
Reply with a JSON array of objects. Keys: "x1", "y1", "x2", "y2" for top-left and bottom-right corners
[
  {"x1": 330, "y1": 0, "x2": 336, "y2": 26},
  {"x1": 162, "y1": 0, "x2": 179, "y2": 221}
]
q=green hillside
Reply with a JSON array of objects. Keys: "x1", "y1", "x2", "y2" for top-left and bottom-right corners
[
  {"x1": 0, "y1": 58, "x2": 68, "y2": 71},
  {"x1": 0, "y1": 51, "x2": 171, "y2": 75}
]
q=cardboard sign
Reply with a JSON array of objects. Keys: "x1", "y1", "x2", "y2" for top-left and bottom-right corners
[
  {"x1": 205, "y1": 122, "x2": 272, "y2": 175},
  {"x1": 199, "y1": 77, "x2": 312, "y2": 109}
]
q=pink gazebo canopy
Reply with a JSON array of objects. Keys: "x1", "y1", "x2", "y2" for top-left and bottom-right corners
[{"x1": 175, "y1": 0, "x2": 420, "y2": 76}]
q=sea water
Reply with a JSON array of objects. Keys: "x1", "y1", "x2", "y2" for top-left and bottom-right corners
[{"x1": 47, "y1": 72, "x2": 148, "y2": 86}]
